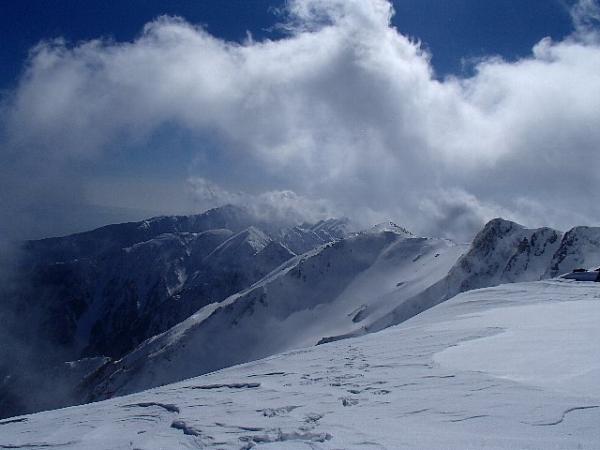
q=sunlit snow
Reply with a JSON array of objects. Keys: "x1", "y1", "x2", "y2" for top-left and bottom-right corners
[{"x1": 2, "y1": 279, "x2": 598, "y2": 449}]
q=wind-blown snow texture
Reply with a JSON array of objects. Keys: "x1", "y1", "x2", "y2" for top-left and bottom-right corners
[{"x1": 2, "y1": 280, "x2": 599, "y2": 449}]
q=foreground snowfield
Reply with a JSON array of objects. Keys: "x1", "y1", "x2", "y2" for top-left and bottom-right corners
[{"x1": 2, "y1": 279, "x2": 599, "y2": 449}]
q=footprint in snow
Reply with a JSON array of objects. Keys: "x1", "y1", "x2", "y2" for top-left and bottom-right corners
[
  {"x1": 259, "y1": 405, "x2": 302, "y2": 417},
  {"x1": 341, "y1": 397, "x2": 359, "y2": 407}
]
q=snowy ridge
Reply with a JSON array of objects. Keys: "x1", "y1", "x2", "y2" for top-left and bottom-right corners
[
  {"x1": 24, "y1": 204, "x2": 256, "y2": 263},
  {"x1": 85, "y1": 229, "x2": 466, "y2": 401},
  {"x1": 2, "y1": 280, "x2": 599, "y2": 449},
  {"x1": 207, "y1": 227, "x2": 272, "y2": 257},
  {"x1": 14, "y1": 205, "x2": 350, "y2": 362},
  {"x1": 446, "y1": 218, "x2": 564, "y2": 292},
  {"x1": 365, "y1": 221, "x2": 413, "y2": 236},
  {"x1": 81, "y1": 218, "x2": 600, "y2": 405},
  {"x1": 0, "y1": 206, "x2": 352, "y2": 419},
  {"x1": 316, "y1": 218, "x2": 599, "y2": 336},
  {"x1": 4, "y1": 214, "x2": 600, "y2": 420},
  {"x1": 277, "y1": 218, "x2": 352, "y2": 255}
]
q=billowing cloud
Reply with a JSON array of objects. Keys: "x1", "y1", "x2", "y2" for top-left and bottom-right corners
[
  {"x1": 187, "y1": 177, "x2": 339, "y2": 226},
  {"x1": 571, "y1": 0, "x2": 600, "y2": 33},
  {"x1": 1, "y1": 0, "x2": 600, "y2": 241}
]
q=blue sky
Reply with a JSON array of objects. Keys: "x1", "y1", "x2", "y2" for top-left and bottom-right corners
[
  {"x1": 0, "y1": 0, "x2": 599, "y2": 240},
  {"x1": 1, "y1": 0, "x2": 574, "y2": 88}
]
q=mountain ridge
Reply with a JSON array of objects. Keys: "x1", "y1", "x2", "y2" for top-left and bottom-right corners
[{"x1": 2, "y1": 212, "x2": 600, "y2": 420}]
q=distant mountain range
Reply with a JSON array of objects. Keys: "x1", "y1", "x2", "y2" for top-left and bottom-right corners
[{"x1": 1, "y1": 205, "x2": 599, "y2": 419}]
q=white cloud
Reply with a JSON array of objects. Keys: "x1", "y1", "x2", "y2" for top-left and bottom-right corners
[
  {"x1": 187, "y1": 177, "x2": 338, "y2": 226},
  {"x1": 571, "y1": 0, "x2": 600, "y2": 34},
  {"x1": 1, "y1": 0, "x2": 600, "y2": 240}
]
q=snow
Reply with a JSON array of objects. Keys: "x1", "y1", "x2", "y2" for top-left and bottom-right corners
[
  {"x1": 365, "y1": 221, "x2": 413, "y2": 236},
  {"x1": 2, "y1": 279, "x2": 599, "y2": 449},
  {"x1": 433, "y1": 284, "x2": 600, "y2": 398},
  {"x1": 548, "y1": 226, "x2": 600, "y2": 277},
  {"x1": 446, "y1": 218, "x2": 564, "y2": 292},
  {"x1": 207, "y1": 226, "x2": 272, "y2": 256},
  {"x1": 84, "y1": 231, "x2": 467, "y2": 400},
  {"x1": 76, "y1": 219, "x2": 600, "y2": 405},
  {"x1": 1, "y1": 205, "x2": 360, "y2": 419},
  {"x1": 7, "y1": 214, "x2": 600, "y2": 421}
]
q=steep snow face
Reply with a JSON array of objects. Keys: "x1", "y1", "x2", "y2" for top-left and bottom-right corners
[
  {"x1": 547, "y1": 226, "x2": 600, "y2": 277},
  {"x1": 446, "y1": 218, "x2": 563, "y2": 293},
  {"x1": 362, "y1": 219, "x2": 566, "y2": 335},
  {"x1": 84, "y1": 230, "x2": 467, "y2": 400},
  {"x1": 3, "y1": 280, "x2": 599, "y2": 450},
  {"x1": 208, "y1": 226, "x2": 272, "y2": 257}
]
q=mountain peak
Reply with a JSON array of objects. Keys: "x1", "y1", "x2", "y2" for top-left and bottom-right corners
[
  {"x1": 367, "y1": 221, "x2": 413, "y2": 237},
  {"x1": 481, "y1": 217, "x2": 524, "y2": 233}
]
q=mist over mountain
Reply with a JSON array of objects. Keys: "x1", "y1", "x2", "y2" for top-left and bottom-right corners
[
  {"x1": 0, "y1": 205, "x2": 353, "y2": 418},
  {"x1": 2, "y1": 1, "x2": 600, "y2": 447},
  {"x1": 2, "y1": 205, "x2": 598, "y2": 420}
]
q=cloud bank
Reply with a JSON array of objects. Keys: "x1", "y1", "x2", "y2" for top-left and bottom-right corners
[
  {"x1": 1, "y1": 0, "x2": 600, "y2": 241},
  {"x1": 188, "y1": 177, "x2": 338, "y2": 226}
]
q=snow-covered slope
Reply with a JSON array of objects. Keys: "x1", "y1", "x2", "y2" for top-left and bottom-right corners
[
  {"x1": 0, "y1": 205, "x2": 352, "y2": 419},
  {"x1": 84, "y1": 229, "x2": 467, "y2": 400},
  {"x1": 5, "y1": 215, "x2": 599, "y2": 420},
  {"x1": 3, "y1": 279, "x2": 599, "y2": 449},
  {"x1": 16, "y1": 205, "x2": 351, "y2": 362},
  {"x1": 81, "y1": 218, "x2": 600, "y2": 404},
  {"x1": 81, "y1": 227, "x2": 297, "y2": 359},
  {"x1": 345, "y1": 218, "x2": 568, "y2": 334}
]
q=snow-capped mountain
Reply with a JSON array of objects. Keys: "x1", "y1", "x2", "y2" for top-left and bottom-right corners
[
  {"x1": 84, "y1": 228, "x2": 466, "y2": 400},
  {"x1": 367, "y1": 219, "x2": 597, "y2": 333},
  {"x1": 0, "y1": 205, "x2": 352, "y2": 419},
  {"x1": 277, "y1": 218, "x2": 352, "y2": 255},
  {"x1": 3, "y1": 212, "x2": 599, "y2": 421},
  {"x1": 14, "y1": 205, "x2": 351, "y2": 361},
  {"x1": 83, "y1": 218, "x2": 600, "y2": 404},
  {"x1": 445, "y1": 218, "x2": 564, "y2": 292},
  {"x1": 2, "y1": 279, "x2": 599, "y2": 450}
]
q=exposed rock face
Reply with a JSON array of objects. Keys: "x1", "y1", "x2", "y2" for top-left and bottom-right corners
[
  {"x1": 547, "y1": 226, "x2": 600, "y2": 277},
  {"x1": 446, "y1": 218, "x2": 564, "y2": 293}
]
